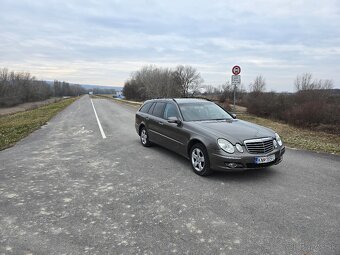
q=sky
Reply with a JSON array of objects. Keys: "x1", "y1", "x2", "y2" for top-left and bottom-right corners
[{"x1": 0, "y1": 0, "x2": 339, "y2": 92}]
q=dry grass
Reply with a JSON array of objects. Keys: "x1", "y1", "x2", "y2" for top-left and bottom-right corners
[{"x1": 0, "y1": 97, "x2": 78, "y2": 150}]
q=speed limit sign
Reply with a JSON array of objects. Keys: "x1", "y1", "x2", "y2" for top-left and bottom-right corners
[{"x1": 232, "y1": 65, "x2": 241, "y2": 75}]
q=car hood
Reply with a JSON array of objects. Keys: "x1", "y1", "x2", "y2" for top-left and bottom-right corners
[{"x1": 192, "y1": 119, "x2": 275, "y2": 143}]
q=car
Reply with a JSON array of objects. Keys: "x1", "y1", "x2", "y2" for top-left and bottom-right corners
[{"x1": 135, "y1": 98, "x2": 285, "y2": 176}]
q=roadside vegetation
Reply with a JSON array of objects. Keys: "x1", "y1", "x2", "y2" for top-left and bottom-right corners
[
  {"x1": 123, "y1": 65, "x2": 203, "y2": 100},
  {"x1": 0, "y1": 97, "x2": 78, "y2": 150},
  {"x1": 0, "y1": 67, "x2": 86, "y2": 107},
  {"x1": 238, "y1": 112, "x2": 340, "y2": 155},
  {"x1": 245, "y1": 73, "x2": 338, "y2": 134}
]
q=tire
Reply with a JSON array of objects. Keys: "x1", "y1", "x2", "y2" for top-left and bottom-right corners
[
  {"x1": 190, "y1": 143, "x2": 212, "y2": 176},
  {"x1": 140, "y1": 127, "x2": 152, "y2": 147}
]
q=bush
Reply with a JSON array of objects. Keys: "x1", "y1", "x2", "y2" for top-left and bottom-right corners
[{"x1": 244, "y1": 90, "x2": 340, "y2": 134}]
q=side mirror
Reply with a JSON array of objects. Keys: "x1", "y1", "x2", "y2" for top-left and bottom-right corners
[
  {"x1": 168, "y1": 116, "x2": 181, "y2": 125},
  {"x1": 231, "y1": 113, "x2": 237, "y2": 119}
]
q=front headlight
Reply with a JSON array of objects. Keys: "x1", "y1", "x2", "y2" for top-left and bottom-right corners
[
  {"x1": 275, "y1": 133, "x2": 283, "y2": 146},
  {"x1": 218, "y1": 139, "x2": 235, "y2": 153}
]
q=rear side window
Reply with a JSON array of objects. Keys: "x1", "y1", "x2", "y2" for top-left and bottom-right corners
[
  {"x1": 139, "y1": 102, "x2": 152, "y2": 113},
  {"x1": 152, "y1": 102, "x2": 166, "y2": 118}
]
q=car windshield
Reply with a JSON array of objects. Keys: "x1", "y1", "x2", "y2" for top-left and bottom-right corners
[{"x1": 178, "y1": 102, "x2": 233, "y2": 121}]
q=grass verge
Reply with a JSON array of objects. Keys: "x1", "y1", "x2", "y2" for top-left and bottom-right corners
[
  {"x1": 95, "y1": 95, "x2": 340, "y2": 155},
  {"x1": 0, "y1": 97, "x2": 78, "y2": 151}
]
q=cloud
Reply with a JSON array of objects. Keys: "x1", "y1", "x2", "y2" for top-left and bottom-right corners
[{"x1": 0, "y1": 0, "x2": 339, "y2": 91}]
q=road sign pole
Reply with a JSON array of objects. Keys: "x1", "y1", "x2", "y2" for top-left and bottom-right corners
[{"x1": 233, "y1": 84, "x2": 236, "y2": 112}]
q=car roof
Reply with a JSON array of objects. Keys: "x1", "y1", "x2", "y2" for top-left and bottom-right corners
[
  {"x1": 173, "y1": 98, "x2": 210, "y2": 104},
  {"x1": 144, "y1": 98, "x2": 210, "y2": 104}
]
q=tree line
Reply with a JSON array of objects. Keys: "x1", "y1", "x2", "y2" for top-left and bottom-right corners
[
  {"x1": 0, "y1": 68, "x2": 87, "y2": 107},
  {"x1": 123, "y1": 65, "x2": 203, "y2": 100},
  {"x1": 123, "y1": 66, "x2": 338, "y2": 133}
]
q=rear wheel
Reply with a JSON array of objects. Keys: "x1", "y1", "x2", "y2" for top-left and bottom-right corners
[
  {"x1": 190, "y1": 143, "x2": 212, "y2": 176},
  {"x1": 140, "y1": 127, "x2": 152, "y2": 147}
]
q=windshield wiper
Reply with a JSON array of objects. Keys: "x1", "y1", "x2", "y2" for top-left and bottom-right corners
[{"x1": 210, "y1": 118, "x2": 231, "y2": 121}]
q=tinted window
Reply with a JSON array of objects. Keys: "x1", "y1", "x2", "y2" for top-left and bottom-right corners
[
  {"x1": 178, "y1": 102, "x2": 232, "y2": 121},
  {"x1": 152, "y1": 102, "x2": 166, "y2": 118},
  {"x1": 148, "y1": 102, "x2": 156, "y2": 114},
  {"x1": 163, "y1": 103, "x2": 180, "y2": 119},
  {"x1": 139, "y1": 102, "x2": 152, "y2": 113}
]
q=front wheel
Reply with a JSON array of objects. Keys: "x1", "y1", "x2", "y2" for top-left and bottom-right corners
[
  {"x1": 190, "y1": 143, "x2": 212, "y2": 176},
  {"x1": 140, "y1": 127, "x2": 152, "y2": 147}
]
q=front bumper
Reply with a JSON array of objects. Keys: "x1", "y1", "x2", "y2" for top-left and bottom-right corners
[{"x1": 209, "y1": 146, "x2": 285, "y2": 171}]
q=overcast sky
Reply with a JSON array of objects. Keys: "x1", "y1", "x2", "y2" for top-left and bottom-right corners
[{"x1": 0, "y1": 0, "x2": 339, "y2": 91}]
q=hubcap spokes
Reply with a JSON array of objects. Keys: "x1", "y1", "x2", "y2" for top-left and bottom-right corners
[
  {"x1": 192, "y1": 148, "x2": 205, "y2": 171},
  {"x1": 141, "y1": 130, "x2": 147, "y2": 144}
]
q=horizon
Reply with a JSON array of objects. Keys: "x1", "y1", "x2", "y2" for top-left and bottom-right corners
[{"x1": 1, "y1": 0, "x2": 339, "y2": 92}]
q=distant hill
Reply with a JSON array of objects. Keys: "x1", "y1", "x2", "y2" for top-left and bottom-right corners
[
  {"x1": 44, "y1": 81, "x2": 123, "y2": 91},
  {"x1": 80, "y1": 84, "x2": 123, "y2": 91}
]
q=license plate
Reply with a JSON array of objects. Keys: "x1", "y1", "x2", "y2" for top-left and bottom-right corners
[{"x1": 255, "y1": 154, "x2": 275, "y2": 164}]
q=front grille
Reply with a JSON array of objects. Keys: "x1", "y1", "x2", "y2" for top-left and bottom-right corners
[{"x1": 244, "y1": 138, "x2": 274, "y2": 154}]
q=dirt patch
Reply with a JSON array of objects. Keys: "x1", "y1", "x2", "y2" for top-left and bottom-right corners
[{"x1": 0, "y1": 98, "x2": 62, "y2": 116}]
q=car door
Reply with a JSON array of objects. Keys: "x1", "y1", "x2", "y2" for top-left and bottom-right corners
[
  {"x1": 160, "y1": 103, "x2": 188, "y2": 156},
  {"x1": 136, "y1": 102, "x2": 153, "y2": 131},
  {"x1": 147, "y1": 102, "x2": 166, "y2": 144}
]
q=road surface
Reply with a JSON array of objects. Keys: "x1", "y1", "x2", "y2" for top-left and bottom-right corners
[{"x1": 0, "y1": 95, "x2": 339, "y2": 255}]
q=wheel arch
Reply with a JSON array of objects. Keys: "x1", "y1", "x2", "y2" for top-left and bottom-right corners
[{"x1": 187, "y1": 138, "x2": 206, "y2": 157}]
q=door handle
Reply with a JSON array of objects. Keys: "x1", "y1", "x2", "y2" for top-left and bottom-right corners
[
  {"x1": 158, "y1": 121, "x2": 164, "y2": 125},
  {"x1": 145, "y1": 117, "x2": 149, "y2": 120}
]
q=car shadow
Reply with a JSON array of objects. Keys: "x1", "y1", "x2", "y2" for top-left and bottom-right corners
[
  {"x1": 135, "y1": 140, "x2": 280, "y2": 182},
  {"x1": 207, "y1": 167, "x2": 280, "y2": 182}
]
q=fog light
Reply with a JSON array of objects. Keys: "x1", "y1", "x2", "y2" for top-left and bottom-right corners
[
  {"x1": 226, "y1": 163, "x2": 238, "y2": 168},
  {"x1": 235, "y1": 143, "x2": 244, "y2": 153}
]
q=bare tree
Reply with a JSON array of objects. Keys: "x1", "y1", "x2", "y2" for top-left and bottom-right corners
[
  {"x1": 217, "y1": 82, "x2": 232, "y2": 103},
  {"x1": 313, "y1": 79, "x2": 333, "y2": 90},
  {"x1": 249, "y1": 75, "x2": 266, "y2": 93},
  {"x1": 295, "y1": 73, "x2": 313, "y2": 91},
  {"x1": 295, "y1": 73, "x2": 334, "y2": 91},
  {"x1": 173, "y1": 65, "x2": 203, "y2": 97}
]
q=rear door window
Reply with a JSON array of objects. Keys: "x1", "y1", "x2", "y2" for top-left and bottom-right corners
[
  {"x1": 139, "y1": 102, "x2": 152, "y2": 113},
  {"x1": 152, "y1": 102, "x2": 166, "y2": 118}
]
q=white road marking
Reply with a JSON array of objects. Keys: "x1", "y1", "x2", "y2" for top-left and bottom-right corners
[{"x1": 90, "y1": 98, "x2": 107, "y2": 139}]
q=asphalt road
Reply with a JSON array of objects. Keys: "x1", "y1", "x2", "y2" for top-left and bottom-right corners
[{"x1": 0, "y1": 95, "x2": 339, "y2": 255}]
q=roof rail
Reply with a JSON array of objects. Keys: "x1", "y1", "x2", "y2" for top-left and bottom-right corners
[
  {"x1": 172, "y1": 96, "x2": 213, "y2": 102},
  {"x1": 185, "y1": 96, "x2": 212, "y2": 101}
]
